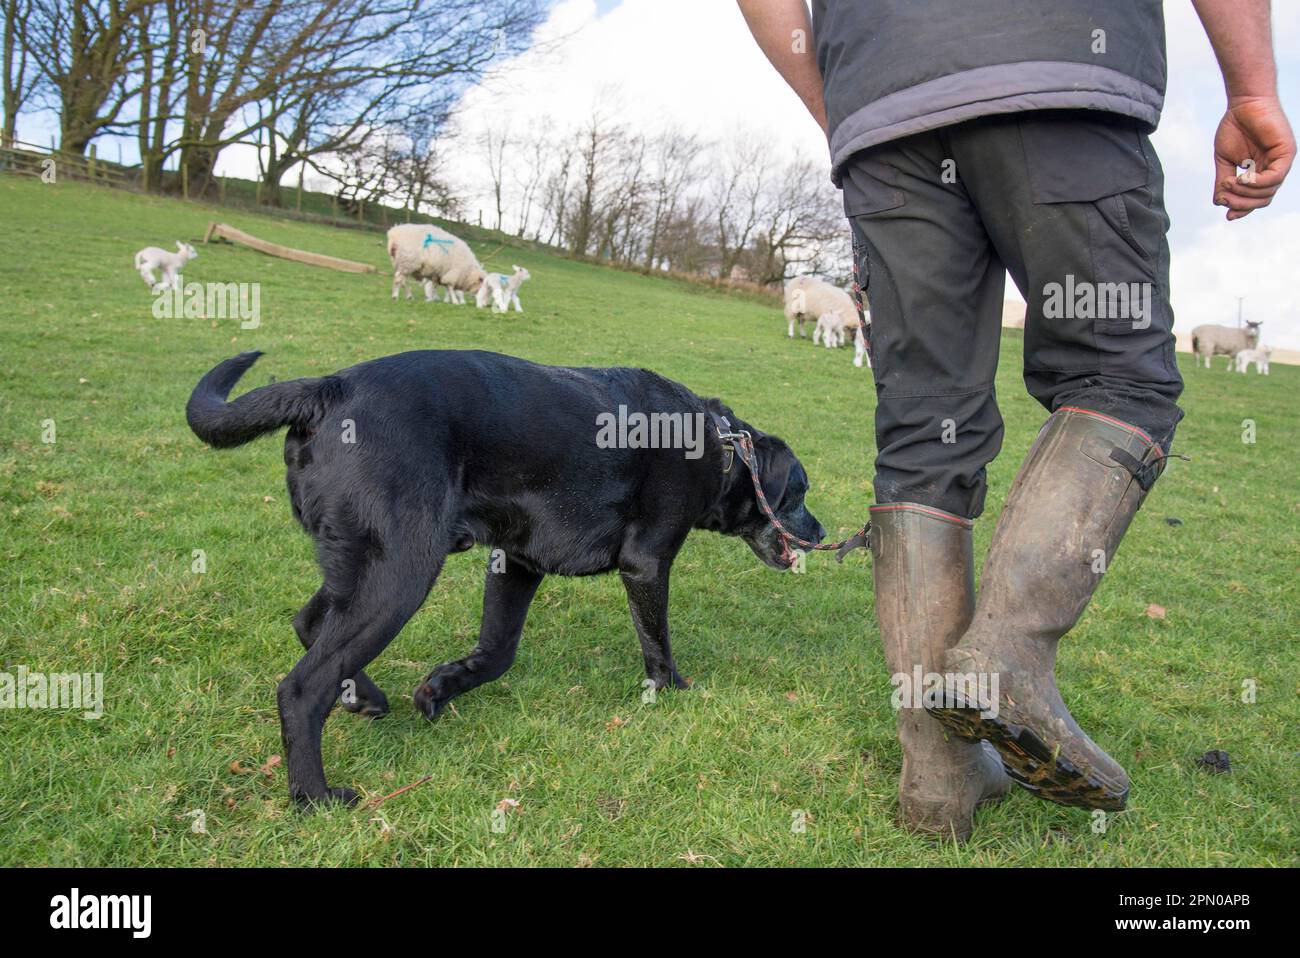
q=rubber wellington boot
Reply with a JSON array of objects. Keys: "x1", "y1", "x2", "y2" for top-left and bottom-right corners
[
  {"x1": 870, "y1": 502, "x2": 1011, "y2": 841},
  {"x1": 926, "y1": 407, "x2": 1168, "y2": 810}
]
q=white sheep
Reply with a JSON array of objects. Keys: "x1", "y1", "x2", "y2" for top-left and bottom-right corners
[
  {"x1": 387, "y1": 224, "x2": 485, "y2": 305},
  {"x1": 476, "y1": 265, "x2": 531, "y2": 312},
  {"x1": 785, "y1": 276, "x2": 868, "y2": 368},
  {"x1": 134, "y1": 241, "x2": 197, "y2": 291},
  {"x1": 1234, "y1": 345, "x2": 1272, "y2": 375},
  {"x1": 1191, "y1": 321, "x2": 1261, "y2": 369}
]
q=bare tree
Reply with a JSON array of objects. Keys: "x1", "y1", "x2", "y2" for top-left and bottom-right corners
[
  {"x1": 511, "y1": 117, "x2": 551, "y2": 239},
  {"x1": 644, "y1": 127, "x2": 703, "y2": 270},
  {"x1": 478, "y1": 121, "x2": 509, "y2": 229},
  {"x1": 27, "y1": 0, "x2": 162, "y2": 155},
  {"x1": 711, "y1": 132, "x2": 768, "y2": 278},
  {"x1": 2, "y1": 0, "x2": 38, "y2": 146}
]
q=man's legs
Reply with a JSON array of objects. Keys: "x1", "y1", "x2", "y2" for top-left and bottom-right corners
[
  {"x1": 841, "y1": 135, "x2": 1011, "y2": 839},
  {"x1": 925, "y1": 113, "x2": 1184, "y2": 808}
]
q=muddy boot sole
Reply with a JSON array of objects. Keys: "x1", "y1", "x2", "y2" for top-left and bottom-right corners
[{"x1": 926, "y1": 700, "x2": 1128, "y2": 811}]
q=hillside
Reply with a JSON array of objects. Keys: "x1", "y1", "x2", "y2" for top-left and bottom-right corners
[{"x1": 1, "y1": 175, "x2": 1295, "y2": 866}]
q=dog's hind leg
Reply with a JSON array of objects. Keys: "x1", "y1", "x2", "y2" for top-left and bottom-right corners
[
  {"x1": 619, "y1": 556, "x2": 690, "y2": 691},
  {"x1": 413, "y1": 555, "x2": 543, "y2": 721},
  {"x1": 293, "y1": 588, "x2": 390, "y2": 718},
  {"x1": 279, "y1": 536, "x2": 446, "y2": 810}
]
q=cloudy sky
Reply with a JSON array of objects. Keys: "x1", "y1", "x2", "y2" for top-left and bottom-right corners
[{"x1": 446, "y1": 0, "x2": 1300, "y2": 349}]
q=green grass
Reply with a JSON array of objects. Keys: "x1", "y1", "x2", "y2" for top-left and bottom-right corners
[{"x1": 1, "y1": 175, "x2": 1296, "y2": 867}]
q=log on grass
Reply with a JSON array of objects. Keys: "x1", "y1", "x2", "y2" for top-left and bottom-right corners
[{"x1": 203, "y1": 222, "x2": 377, "y2": 274}]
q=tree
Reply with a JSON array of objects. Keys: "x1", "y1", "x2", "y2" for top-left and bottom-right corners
[
  {"x1": 2, "y1": 0, "x2": 38, "y2": 146},
  {"x1": 27, "y1": 0, "x2": 162, "y2": 155}
]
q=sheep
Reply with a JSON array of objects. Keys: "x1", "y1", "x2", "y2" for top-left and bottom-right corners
[
  {"x1": 386, "y1": 224, "x2": 485, "y2": 305},
  {"x1": 1191, "y1": 321, "x2": 1261, "y2": 369},
  {"x1": 783, "y1": 275, "x2": 868, "y2": 368},
  {"x1": 1234, "y1": 345, "x2": 1272, "y2": 375},
  {"x1": 476, "y1": 265, "x2": 532, "y2": 312},
  {"x1": 784, "y1": 275, "x2": 856, "y2": 340},
  {"x1": 134, "y1": 241, "x2": 197, "y2": 292}
]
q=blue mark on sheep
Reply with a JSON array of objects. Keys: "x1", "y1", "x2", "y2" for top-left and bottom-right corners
[{"x1": 423, "y1": 233, "x2": 453, "y2": 253}]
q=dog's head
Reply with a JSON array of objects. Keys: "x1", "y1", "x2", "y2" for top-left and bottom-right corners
[{"x1": 699, "y1": 416, "x2": 825, "y2": 571}]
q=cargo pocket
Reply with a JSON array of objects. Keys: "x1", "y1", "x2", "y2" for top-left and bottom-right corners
[
  {"x1": 841, "y1": 157, "x2": 902, "y2": 374},
  {"x1": 1019, "y1": 116, "x2": 1174, "y2": 382}
]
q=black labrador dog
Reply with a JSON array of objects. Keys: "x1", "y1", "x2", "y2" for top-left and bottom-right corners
[{"x1": 187, "y1": 350, "x2": 824, "y2": 808}]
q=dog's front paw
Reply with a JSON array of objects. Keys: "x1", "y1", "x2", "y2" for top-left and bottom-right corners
[{"x1": 413, "y1": 680, "x2": 451, "y2": 722}]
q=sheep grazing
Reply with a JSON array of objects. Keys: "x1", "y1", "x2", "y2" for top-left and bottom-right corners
[
  {"x1": 476, "y1": 265, "x2": 532, "y2": 313},
  {"x1": 1191, "y1": 321, "x2": 1261, "y2": 369},
  {"x1": 1234, "y1": 345, "x2": 1272, "y2": 375},
  {"x1": 785, "y1": 276, "x2": 868, "y2": 368},
  {"x1": 134, "y1": 241, "x2": 197, "y2": 292},
  {"x1": 386, "y1": 224, "x2": 485, "y2": 305}
]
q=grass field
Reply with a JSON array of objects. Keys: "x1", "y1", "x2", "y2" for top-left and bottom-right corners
[{"x1": 1, "y1": 175, "x2": 1296, "y2": 867}]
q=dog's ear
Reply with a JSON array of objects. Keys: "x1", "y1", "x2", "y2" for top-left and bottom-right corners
[{"x1": 754, "y1": 435, "x2": 794, "y2": 509}]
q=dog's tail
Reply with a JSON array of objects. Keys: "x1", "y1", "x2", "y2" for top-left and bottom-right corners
[{"x1": 186, "y1": 352, "x2": 345, "y2": 448}]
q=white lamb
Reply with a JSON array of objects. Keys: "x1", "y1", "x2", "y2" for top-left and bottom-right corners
[
  {"x1": 476, "y1": 265, "x2": 531, "y2": 312},
  {"x1": 812, "y1": 309, "x2": 869, "y2": 369},
  {"x1": 813, "y1": 309, "x2": 857, "y2": 348},
  {"x1": 1234, "y1": 345, "x2": 1272, "y2": 375},
  {"x1": 134, "y1": 241, "x2": 197, "y2": 291},
  {"x1": 386, "y1": 224, "x2": 485, "y2": 305}
]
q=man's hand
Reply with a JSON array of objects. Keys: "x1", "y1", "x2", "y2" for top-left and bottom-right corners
[
  {"x1": 1212, "y1": 96, "x2": 1295, "y2": 221},
  {"x1": 1194, "y1": 0, "x2": 1293, "y2": 220}
]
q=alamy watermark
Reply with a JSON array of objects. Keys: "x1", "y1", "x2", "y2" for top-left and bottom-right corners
[
  {"x1": 152, "y1": 280, "x2": 261, "y2": 328},
  {"x1": 890, "y1": 666, "x2": 1000, "y2": 719},
  {"x1": 0, "y1": 666, "x2": 103, "y2": 719},
  {"x1": 1042, "y1": 274, "x2": 1151, "y2": 329},
  {"x1": 595, "y1": 405, "x2": 705, "y2": 460}
]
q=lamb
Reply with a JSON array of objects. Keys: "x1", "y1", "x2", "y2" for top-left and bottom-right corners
[
  {"x1": 1234, "y1": 345, "x2": 1272, "y2": 375},
  {"x1": 1191, "y1": 321, "x2": 1261, "y2": 369},
  {"x1": 813, "y1": 309, "x2": 870, "y2": 369},
  {"x1": 476, "y1": 265, "x2": 532, "y2": 312},
  {"x1": 813, "y1": 309, "x2": 856, "y2": 348},
  {"x1": 386, "y1": 224, "x2": 485, "y2": 305},
  {"x1": 134, "y1": 241, "x2": 197, "y2": 292}
]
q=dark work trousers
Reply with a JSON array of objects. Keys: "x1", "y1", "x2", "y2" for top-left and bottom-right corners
[{"x1": 842, "y1": 111, "x2": 1184, "y2": 519}]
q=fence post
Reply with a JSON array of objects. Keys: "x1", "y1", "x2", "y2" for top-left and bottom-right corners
[
  {"x1": 358, "y1": 196, "x2": 365, "y2": 223},
  {"x1": 182, "y1": 162, "x2": 189, "y2": 200},
  {"x1": 220, "y1": 175, "x2": 226, "y2": 203},
  {"x1": 88, "y1": 144, "x2": 97, "y2": 182}
]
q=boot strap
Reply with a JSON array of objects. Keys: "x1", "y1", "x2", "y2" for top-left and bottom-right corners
[{"x1": 1108, "y1": 447, "x2": 1163, "y2": 491}]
